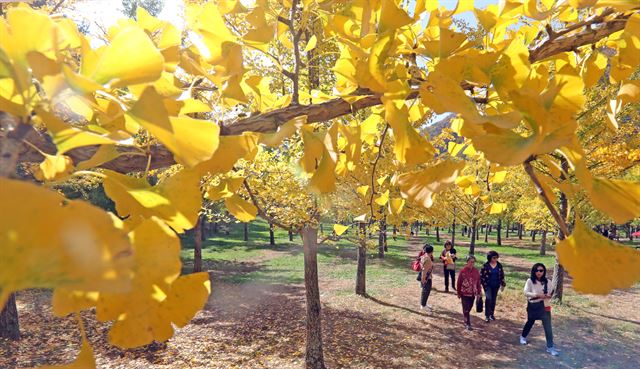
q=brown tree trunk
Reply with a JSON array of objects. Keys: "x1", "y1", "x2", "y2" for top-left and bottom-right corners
[
  {"x1": 451, "y1": 207, "x2": 457, "y2": 246},
  {"x1": 301, "y1": 226, "x2": 326, "y2": 369},
  {"x1": 269, "y1": 223, "x2": 275, "y2": 246},
  {"x1": 497, "y1": 219, "x2": 502, "y2": 246},
  {"x1": 518, "y1": 223, "x2": 523, "y2": 240},
  {"x1": 540, "y1": 229, "x2": 547, "y2": 255},
  {"x1": 532, "y1": 230, "x2": 536, "y2": 242},
  {"x1": 0, "y1": 293, "x2": 20, "y2": 340},
  {"x1": 435, "y1": 226, "x2": 440, "y2": 242},
  {"x1": 505, "y1": 222, "x2": 510, "y2": 238},
  {"x1": 193, "y1": 214, "x2": 204, "y2": 273},
  {"x1": 484, "y1": 224, "x2": 489, "y2": 243},
  {"x1": 552, "y1": 157, "x2": 569, "y2": 302},
  {"x1": 470, "y1": 217, "x2": 477, "y2": 255},
  {"x1": 289, "y1": 229, "x2": 294, "y2": 241},
  {"x1": 378, "y1": 217, "x2": 386, "y2": 258},
  {"x1": 243, "y1": 222, "x2": 249, "y2": 241},
  {"x1": 356, "y1": 223, "x2": 367, "y2": 296}
]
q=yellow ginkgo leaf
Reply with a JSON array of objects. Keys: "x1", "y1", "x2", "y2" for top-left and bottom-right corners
[
  {"x1": 354, "y1": 214, "x2": 367, "y2": 222},
  {"x1": 206, "y1": 176, "x2": 245, "y2": 201},
  {"x1": 557, "y1": 220, "x2": 640, "y2": 295},
  {"x1": 34, "y1": 153, "x2": 75, "y2": 182},
  {"x1": 487, "y1": 203, "x2": 507, "y2": 214},
  {"x1": 379, "y1": 0, "x2": 414, "y2": 32},
  {"x1": 377, "y1": 175, "x2": 389, "y2": 186},
  {"x1": 102, "y1": 169, "x2": 200, "y2": 232},
  {"x1": 129, "y1": 87, "x2": 220, "y2": 168},
  {"x1": 304, "y1": 35, "x2": 318, "y2": 52},
  {"x1": 224, "y1": 194, "x2": 258, "y2": 222},
  {"x1": 374, "y1": 189, "x2": 390, "y2": 206},
  {"x1": 584, "y1": 177, "x2": 640, "y2": 224},
  {"x1": 490, "y1": 170, "x2": 508, "y2": 184},
  {"x1": 36, "y1": 108, "x2": 115, "y2": 154},
  {"x1": 397, "y1": 160, "x2": 465, "y2": 208},
  {"x1": 357, "y1": 185, "x2": 370, "y2": 198},
  {"x1": 388, "y1": 198, "x2": 405, "y2": 215},
  {"x1": 334, "y1": 224, "x2": 349, "y2": 236},
  {"x1": 90, "y1": 25, "x2": 164, "y2": 87},
  {"x1": 160, "y1": 272, "x2": 211, "y2": 328},
  {"x1": 0, "y1": 178, "x2": 132, "y2": 307}
]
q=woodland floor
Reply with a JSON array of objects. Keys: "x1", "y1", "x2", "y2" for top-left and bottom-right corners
[{"x1": 2, "y1": 224, "x2": 639, "y2": 369}]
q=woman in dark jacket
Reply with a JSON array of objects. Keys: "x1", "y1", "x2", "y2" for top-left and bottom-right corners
[{"x1": 480, "y1": 250, "x2": 506, "y2": 322}]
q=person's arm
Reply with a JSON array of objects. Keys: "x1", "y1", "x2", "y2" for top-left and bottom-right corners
[
  {"x1": 480, "y1": 265, "x2": 487, "y2": 287},
  {"x1": 475, "y1": 271, "x2": 482, "y2": 297},
  {"x1": 499, "y1": 264, "x2": 506, "y2": 288},
  {"x1": 524, "y1": 279, "x2": 539, "y2": 299},
  {"x1": 456, "y1": 272, "x2": 463, "y2": 298},
  {"x1": 421, "y1": 257, "x2": 430, "y2": 284},
  {"x1": 451, "y1": 250, "x2": 457, "y2": 261}
]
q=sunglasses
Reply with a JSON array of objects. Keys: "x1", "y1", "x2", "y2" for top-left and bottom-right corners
[{"x1": 536, "y1": 269, "x2": 544, "y2": 272}]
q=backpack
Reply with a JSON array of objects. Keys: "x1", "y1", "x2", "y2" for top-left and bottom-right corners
[{"x1": 411, "y1": 251, "x2": 425, "y2": 272}]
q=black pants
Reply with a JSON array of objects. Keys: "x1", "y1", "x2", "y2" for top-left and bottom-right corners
[
  {"x1": 522, "y1": 311, "x2": 554, "y2": 348},
  {"x1": 444, "y1": 267, "x2": 456, "y2": 289},
  {"x1": 461, "y1": 296, "x2": 474, "y2": 325},
  {"x1": 420, "y1": 279, "x2": 432, "y2": 306},
  {"x1": 484, "y1": 285, "x2": 499, "y2": 318}
]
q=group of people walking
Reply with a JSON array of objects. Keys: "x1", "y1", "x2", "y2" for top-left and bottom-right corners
[{"x1": 416, "y1": 241, "x2": 559, "y2": 356}]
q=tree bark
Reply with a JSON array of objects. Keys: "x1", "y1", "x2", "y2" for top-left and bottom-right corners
[
  {"x1": 451, "y1": 207, "x2": 457, "y2": 246},
  {"x1": 301, "y1": 226, "x2": 326, "y2": 369},
  {"x1": 269, "y1": 223, "x2": 275, "y2": 246},
  {"x1": 378, "y1": 217, "x2": 386, "y2": 259},
  {"x1": 540, "y1": 229, "x2": 547, "y2": 256},
  {"x1": 193, "y1": 214, "x2": 204, "y2": 273},
  {"x1": 435, "y1": 226, "x2": 440, "y2": 242},
  {"x1": 470, "y1": 218, "x2": 477, "y2": 255},
  {"x1": 497, "y1": 219, "x2": 502, "y2": 246},
  {"x1": 243, "y1": 222, "x2": 249, "y2": 241},
  {"x1": 0, "y1": 293, "x2": 20, "y2": 340},
  {"x1": 551, "y1": 157, "x2": 570, "y2": 302},
  {"x1": 532, "y1": 230, "x2": 536, "y2": 242},
  {"x1": 355, "y1": 223, "x2": 367, "y2": 296},
  {"x1": 484, "y1": 224, "x2": 489, "y2": 243},
  {"x1": 505, "y1": 222, "x2": 510, "y2": 238},
  {"x1": 289, "y1": 230, "x2": 294, "y2": 242},
  {"x1": 518, "y1": 223, "x2": 523, "y2": 240}
]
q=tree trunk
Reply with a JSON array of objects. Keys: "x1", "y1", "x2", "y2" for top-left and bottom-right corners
[
  {"x1": 289, "y1": 230, "x2": 294, "y2": 241},
  {"x1": 451, "y1": 207, "x2": 457, "y2": 246},
  {"x1": 356, "y1": 223, "x2": 367, "y2": 295},
  {"x1": 470, "y1": 218, "x2": 477, "y2": 255},
  {"x1": 213, "y1": 221, "x2": 218, "y2": 234},
  {"x1": 540, "y1": 229, "x2": 547, "y2": 255},
  {"x1": 484, "y1": 224, "x2": 489, "y2": 243},
  {"x1": 476, "y1": 225, "x2": 480, "y2": 240},
  {"x1": 552, "y1": 157, "x2": 569, "y2": 303},
  {"x1": 319, "y1": 223, "x2": 324, "y2": 235},
  {"x1": 0, "y1": 293, "x2": 20, "y2": 340},
  {"x1": 532, "y1": 230, "x2": 536, "y2": 242},
  {"x1": 193, "y1": 214, "x2": 204, "y2": 273},
  {"x1": 435, "y1": 226, "x2": 440, "y2": 242},
  {"x1": 378, "y1": 218, "x2": 386, "y2": 258},
  {"x1": 518, "y1": 223, "x2": 523, "y2": 240},
  {"x1": 497, "y1": 219, "x2": 502, "y2": 246},
  {"x1": 505, "y1": 222, "x2": 510, "y2": 238},
  {"x1": 300, "y1": 226, "x2": 326, "y2": 369},
  {"x1": 243, "y1": 222, "x2": 249, "y2": 241},
  {"x1": 269, "y1": 223, "x2": 275, "y2": 246}
]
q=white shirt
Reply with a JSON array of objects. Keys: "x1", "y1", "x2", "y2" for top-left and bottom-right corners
[{"x1": 524, "y1": 279, "x2": 551, "y2": 307}]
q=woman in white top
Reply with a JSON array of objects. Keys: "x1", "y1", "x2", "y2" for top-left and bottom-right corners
[{"x1": 519, "y1": 263, "x2": 559, "y2": 356}]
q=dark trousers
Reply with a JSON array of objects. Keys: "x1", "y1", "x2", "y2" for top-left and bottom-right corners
[
  {"x1": 420, "y1": 279, "x2": 432, "y2": 306},
  {"x1": 443, "y1": 267, "x2": 456, "y2": 289},
  {"x1": 461, "y1": 296, "x2": 474, "y2": 325},
  {"x1": 484, "y1": 285, "x2": 499, "y2": 318},
  {"x1": 522, "y1": 311, "x2": 554, "y2": 348}
]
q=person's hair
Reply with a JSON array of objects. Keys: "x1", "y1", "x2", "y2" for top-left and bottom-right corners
[
  {"x1": 530, "y1": 263, "x2": 547, "y2": 284},
  {"x1": 444, "y1": 240, "x2": 452, "y2": 248},
  {"x1": 466, "y1": 254, "x2": 476, "y2": 262},
  {"x1": 423, "y1": 244, "x2": 434, "y2": 254},
  {"x1": 487, "y1": 250, "x2": 499, "y2": 262}
]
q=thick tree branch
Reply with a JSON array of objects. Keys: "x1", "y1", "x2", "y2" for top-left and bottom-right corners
[
  {"x1": 529, "y1": 11, "x2": 634, "y2": 63},
  {"x1": 243, "y1": 179, "x2": 296, "y2": 231}
]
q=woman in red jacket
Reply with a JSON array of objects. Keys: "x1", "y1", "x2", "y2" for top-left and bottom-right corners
[{"x1": 457, "y1": 255, "x2": 482, "y2": 331}]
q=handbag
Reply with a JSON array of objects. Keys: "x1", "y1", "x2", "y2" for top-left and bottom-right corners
[{"x1": 476, "y1": 296, "x2": 483, "y2": 313}]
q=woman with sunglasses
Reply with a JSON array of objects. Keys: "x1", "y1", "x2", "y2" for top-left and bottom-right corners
[
  {"x1": 520, "y1": 263, "x2": 559, "y2": 356},
  {"x1": 480, "y1": 250, "x2": 506, "y2": 322}
]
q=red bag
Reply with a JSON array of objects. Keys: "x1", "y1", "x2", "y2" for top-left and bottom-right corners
[{"x1": 411, "y1": 251, "x2": 425, "y2": 272}]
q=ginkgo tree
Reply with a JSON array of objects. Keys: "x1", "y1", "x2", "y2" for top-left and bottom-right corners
[{"x1": 1, "y1": 1, "x2": 640, "y2": 368}]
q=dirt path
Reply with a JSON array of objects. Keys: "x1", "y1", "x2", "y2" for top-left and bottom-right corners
[{"x1": 2, "y1": 236, "x2": 638, "y2": 369}]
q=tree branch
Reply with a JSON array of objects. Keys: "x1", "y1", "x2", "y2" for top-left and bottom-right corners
[
  {"x1": 523, "y1": 157, "x2": 571, "y2": 238},
  {"x1": 243, "y1": 179, "x2": 295, "y2": 231},
  {"x1": 369, "y1": 123, "x2": 389, "y2": 218}
]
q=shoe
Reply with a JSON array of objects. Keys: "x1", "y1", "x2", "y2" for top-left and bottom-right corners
[
  {"x1": 452, "y1": 286, "x2": 456, "y2": 291},
  {"x1": 465, "y1": 324, "x2": 472, "y2": 331},
  {"x1": 490, "y1": 315, "x2": 495, "y2": 321},
  {"x1": 426, "y1": 303, "x2": 433, "y2": 310},
  {"x1": 485, "y1": 317, "x2": 490, "y2": 323},
  {"x1": 445, "y1": 287, "x2": 449, "y2": 292},
  {"x1": 420, "y1": 305, "x2": 425, "y2": 310},
  {"x1": 519, "y1": 336, "x2": 528, "y2": 345},
  {"x1": 546, "y1": 347, "x2": 559, "y2": 356}
]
